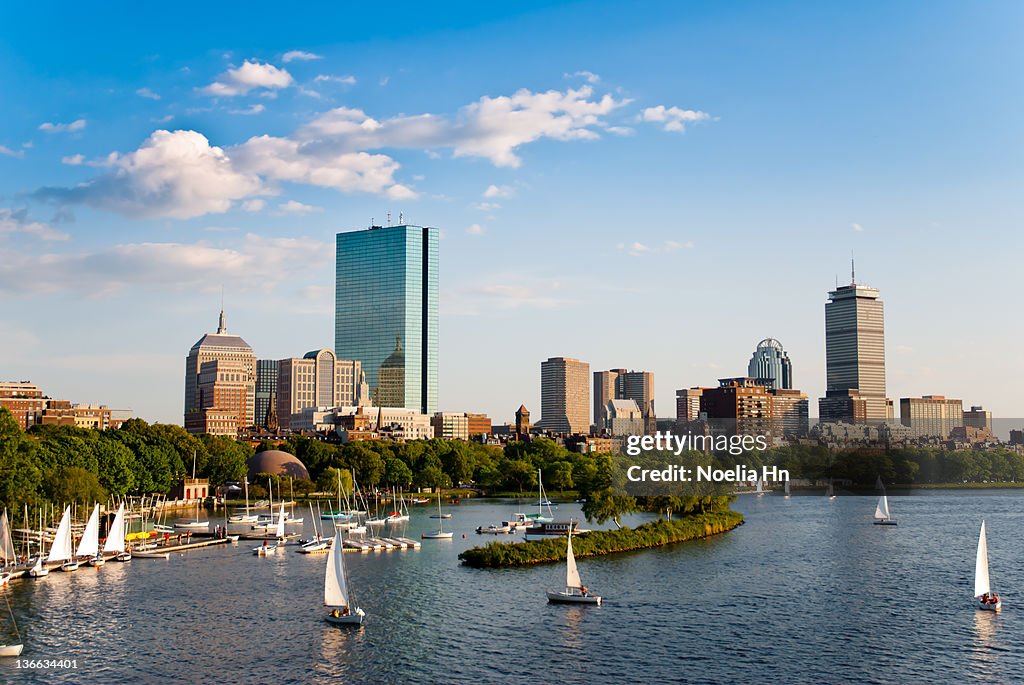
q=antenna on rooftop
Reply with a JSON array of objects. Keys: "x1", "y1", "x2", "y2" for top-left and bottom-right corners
[
  {"x1": 387, "y1": 210, "x2": 392, "y2": 226},
  {"x1": 398, "y1": 211, "x2": 403, "y2": 225},
  {"x1": 851, "y1": 250, "x2": 856, "y2": 285}
]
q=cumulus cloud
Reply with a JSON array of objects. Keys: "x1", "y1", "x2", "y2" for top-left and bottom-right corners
[
  {"x1": 641, "y1": 105, "x2": 711, "y2": 132},
  {"x1": 465, "y1": 223, "x2": 484, "y2": 235},
  {"x1": 282, "y1": 50, "x2": 322, "y2": 63},
  {"x1": 136, "y1": 87, "x2": 161, "y2": 100},
  {"x1": 61, "y1": 154, "x2": 85, "y2": 165},
  {"x1": 35, "y1": 130, "x2": 265, "y2": 219},
  {"x1": 0, "y1": 208, "x2": 70, "y2": 241},
  {"x1": 39, "y1": 119, "x2": 87, "y2": 134},
  {"x1": 565, "y1": 70, "x2": 600, "y2": 84},
  {"x1": 483, "y1": 184, "x2": 514, "y2": 198},
  {"x1": 278, "y1": 200, "x2": 322, "y2": 214},
  {"x1": 201, "y1": 60, "x2": 293, "y2": 96},
  {"x1": 0, "y1": 233, "x2": 328, "y2": 295},
  {"x1": 241, "y1": 199, "x2": 265, "y2": 212}
]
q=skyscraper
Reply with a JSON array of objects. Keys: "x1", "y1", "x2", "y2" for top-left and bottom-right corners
[
  {"x1": 818, "y1": 265, "x2": 893, "y2": 423},
  {"x1": 254, "y1": 359, "x2": 279, "y2": 428},
  {"x1": 184, "y1": 309, "x2": 256, "y2": 435},
  {"x1": 540, "y1": 357, "x2": 590, "y2": 434},
  {"x1": 747, "y1": 338, "x2": 793, "y2": 390},
  {"x1": 594, "y1": 368, "x2": 656, "y2": 434},
  {"x1": 335, "y1": 224, "x2": 439, "y2": 414},
  {"x1": 275, "y1": 350, "x2": 363, "y2": 429}
]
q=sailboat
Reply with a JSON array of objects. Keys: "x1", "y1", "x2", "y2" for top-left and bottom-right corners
[
  {"x1": 0, "y1": 590, "x2": 22, "y2": 657},
  {"x1": 299, "y1": 504, "x2": 330, "y2": 554},
  {"x1": 755, "y1": 479, "x2": 765, "y2": 496},
  {"x1": 422, "y1": 494, "x2": 454, "y2": 539},
  {"x1": 324, "y1": 528, "x2": 365, "y2": 626},
  {"x1": 253, "y1": 504, "x2": 286, "y2": 556},
  {"x1": 873, "y1": 480, "x2": 897, "y2": 526},
  {"x1": 175, "y1": 453, "x2": 210, "y2": 530},
  {"x1": 386, "y1": 487, "x2": 410, "y2": 523},
  {"x1": 28, "y1": 509, "x2": 49, "y2": 577},
  {"x1": 48, "y1": 506, "x2": 78, "y2": 572},
  {"x1": 229, "y1": 477, "x2": 258, "y2": 524},
  {"x1": 547, "y1": 526, "x2": 601, "y2": 605},
  {"x1": 826, "y1": 479, "x2": 836, "y2": 501},
  {"x1": 784, "y1": 479, "x2": 791, "y2": 500},
  {"x1": 975, "y1": 520, "x2": 1001, "y2": 611},
  {"x1": 0, "y1": 511, "x2": 16, "y2": 585},
  {"x1": 77, "y1": 504, "x2": 104, "y2": 566},
  {"x1": 104, "y1": 503, "x2": 131, "y2": 562}
]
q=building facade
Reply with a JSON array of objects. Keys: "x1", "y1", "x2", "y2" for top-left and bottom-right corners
[
  {"x1": 184, "y1": 309, "x2": 256, "y2": 435},
  {"x1": 254, "y1": 360, "x2": 279, "y2": 428},
  {"x1": 275, "y1": 350, "x2": 362, "y2": 430},
  {"x1": 675, "y1": 387, "x2": 704, "y2": 426},
  {"x1": 594, "y1": 369, "x2": 655, "y2": 435},
  {"x1": 603, "y1": 399, "x2": 645, "y2": 436},
  {"x1": 515, "y1": 404, "x2": 531, "y2": 436},
  {"x1": 964, "y1": 406, "x2": 993, "y2": 431},
  {"x1": 900, "y1": 395, "x2": 964, "y2": 438},
  {"x1": 819, "y1": 271, "x2": 893, "y2": 423},
  {"x1": 700, "y1": 378, "x2": 773, "y2": 436},
  {"x1": 747, "y1": 338, "x2": 793, "y2": 390},
  {"x1": 0, "y1": 381, "x2": 46, "y2": 429},
  {"x1": 335, "y1": 224, "x2": 439, "y2": 414},
  {"x1": 540, "y1": 357, "x2": 590, "y2": 434},
  {"x1": 431, "y1": 412, "x2": 470, "y2": 441}
]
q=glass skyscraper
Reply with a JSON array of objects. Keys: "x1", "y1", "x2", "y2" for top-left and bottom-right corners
[
  {"x1": 747, "y1": 338, "x2": 792, "y2": 390},
  {"x1": 335, "y1": 224, "x2": 438, "y2": 414}
]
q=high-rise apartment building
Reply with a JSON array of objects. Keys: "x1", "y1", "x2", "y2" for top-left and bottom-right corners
[
  {"x1": 184, "y1": 310, "x2": 256, "y2": 435},
  {"x1": 335, "y1": 224, "x2": 438, "y2": 414},
  {"x1": 700, "y1": 378, "x2": 773, "y2": 436},
  {"x1": 964, "y1": 406, "x2": 993, "y2": 431},
  {"x1": 603, "y1": 399, "x2": 645, "y2": 436},
  {"x1": 747, "y1": 338, "x2": 793, "y2": 390},
  {"x1": 275, "y1": 350, "x2": 363, "y2": 430},
  {"x1": 0, "y1": 381, "x2": 46, "y2": 429},
  {"x1": 540, "y1": 357, "x2": 590, "y2": 434},
  {"x1": 594, "y1": 369, "x2": 655, "y2": 434},
  {"x1": 900, "y1": 395, "x2": 964, "y2": 438},
  {"x1": 819, "y1": 267, "x2": 893, "y2": 423},
  {"x1": 675, "y1": 387, "x2": 704, "y2": 426},
  {"x1": 254, "y1": 360, "x2": 279, "y2": 428}
]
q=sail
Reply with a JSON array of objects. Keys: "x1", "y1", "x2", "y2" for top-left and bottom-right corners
[
  {"x1": 974, "y1": 520, "x2": 991, "y2": 597},
  {"x1": 76, "y1": 504, "x2": 101, "y2": 558},
  {"x1": 47, "y1": 506, "x2": 73, "y2": 562},
  {"x1": 0, "y1": 511, "x2": 15, "y2": 564},
  {"x1": 755, "y1": 480, "x2": 763, "y2": 493},
  {"x1": 324, "y1": 529, "x2": 349, "y2": 607},
  {"x1": 874, "y1": 496, "x2": 890, "y2": 521},
  {"x1": 103, "y1": 503, "x2": 127, "y2": 554},
  {"x1": 826, "y1": 481, "x2": 834, "y2": 497},
  {"x1": 565, "y1": 532, "x2": 581, "y2": 589},
  {"x1": 276, "y1": 503, "x2": 286, "y2": 539},
  {"x1": 784, "y1": 479, "x2": 791, "y2": 496}
]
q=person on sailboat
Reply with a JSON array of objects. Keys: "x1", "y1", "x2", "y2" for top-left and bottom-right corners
[{"x1": 580, "y1": 585, "x2": 588, "y2": 597}]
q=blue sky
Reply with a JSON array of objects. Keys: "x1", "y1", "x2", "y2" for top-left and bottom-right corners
[{"x1": 1, "y1": 1, "x2": 1022, "y2": 425}]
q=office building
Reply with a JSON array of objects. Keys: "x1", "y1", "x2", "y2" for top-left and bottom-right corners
[
  {"x1": 594, "y1": 369, "x2": 656, "y2": 435},
  {"x1": 335, "y1": 224, "x2": 439, "y2": 414},
  {"x1": 540, "y1": 357, "x2": 590, "y2": 434},
  {"x1": 254, "y1": 360, "x2": 279, "y2": 428},
  {"x1": 675, "y1": 388, "x2": 704, "y2": 425},
  {"x1": 819, "y1": 266, "x2": 893, "y2": 423},
  {"x1": 0, "y1": 381, "x2": 46, "y2": 429},
  {"x1": 603, "y1": 399, "x2": 645, "y2": 436},
  {"x1": 964, "y1": 406, "x2": 993, "y2": 431},
  {"x1": 184, "y1": 309, "x2": 256, "y2": 435},
  {"x1": 431, "y1": 412, "x2": 470, "y2": 441},
  {"x1": 900, "y1": 395, "x2": 964, "y2": 438},
  {"x1": 747, "y1": 338, "x2": 793, "y2": 390},
  {"x1": 700, "y1": 378, "x2": 773, "y2": 436},
  {"x1": 768, "y1": 389, "x2": 810, "y2": 438},
  {"x1": 275, "y1": 350, "x2": 363, "y2": 430}
]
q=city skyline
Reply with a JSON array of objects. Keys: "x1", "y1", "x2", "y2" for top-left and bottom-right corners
[{"x1": 1, "y1": 2, "x2": 1022, "y2": 424}]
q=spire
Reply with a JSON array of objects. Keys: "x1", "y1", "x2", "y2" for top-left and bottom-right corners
[
  {"x1": 217, "y1": 307, "x2": 227, "y2": 334},
  {"x1": 851, "y1": 252, "x2": 856, "y2": 286}
]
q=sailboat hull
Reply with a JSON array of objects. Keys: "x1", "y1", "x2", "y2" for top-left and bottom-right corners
[
  {"x1": 547, "y1": 591, "x2": 602, "y2": 605},
  {"x1": 421, "y1": 532, "x2": 454, "y2": 539},
  {"x1": 873, "y1": 519, "x2": 898, "y2": 526},
  {"x1": 60, "y1": 562, "x2": 79, "y2": 572},
  {"x1": 325, "y1": 612, "x2": 364, "y2": 626},
  {"x1": 0, "y1": 644, "x2": 24, "y2": 657},
  {"x1": 87, "y1": 556, "x2": 106, "y2": 567},
  {"x1": 978, "y1": 599, "x2": 1002, "y2": 611}
]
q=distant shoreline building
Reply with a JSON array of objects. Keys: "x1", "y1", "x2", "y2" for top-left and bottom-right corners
[
  {"x1": 900, "y1": 395, "x2": 964, "y2": 438},
  {"x1": 594, "y1": 369, "x2": 655, "y2": 435},
  {"x1": 747, "y1": 339, "x2": 793, "y2": 390},
  {"x1": 275, "y1": 349, "x2": 363, "y2": 430},
  {"x1": 254, "y1": 360, "x2": 279, "y2": 428},
  {"x1": 335, "y1": 224, "x2": 439, "y2": 415},
  {"x1": 184, "y1": 309, "x2": 256, "y2": 436},
  {"x1": 540, "y1": 357, "x2": 590, "y2": 434}
]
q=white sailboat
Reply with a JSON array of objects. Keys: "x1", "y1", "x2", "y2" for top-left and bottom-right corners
[
  {"x1": 547, "y1": 527, "x2": 601, "y2": 605},
  {"x1": 826, "y1": 479, "x2": 836, "y2": 501},
  {"x1": 48, "y1": 506, "x2": 78, "y2": 572},
  {"x1": 784, "y1": 479, "x2": 791, "y2": 500},
  {"x1": 873, "y1": 495, "x2": 897, "y2": 525},
  {"x1": 229, "y1": 477, "x2": 259, "y2": 523},
  {"x1": 77, "y1": 504, "x2": 104, "y2": 566},
  {"x1": 324, "y1": 529, "x2": 365, "y2": 625},
  {"x1": 0, "y1": 591, "x2": 22, "y2": 657},
  {"x1": 422, "y1": 494, "x2": 454, "y2": 539},
  {"x1": 0, "y1": 510, "x2": 16, "y2": 583},
  {"x1": 253, "y1": 504, "x2": 286, "y2": 556},
  {"x1": 104, "y1": 503, "x2": 131, "y2": 562},
  {"x1": 299, "y1": 504, "x2": 329, "y2": 554},
  {"x1": 755, "y1": 479, "x2": 765, "y2": 496},
  {"x1": 28, "y1": 509, "x2": 49, "y2": 577},
  {"x1": 975, "y1": 520, "x2": 1001, "y2": 611}
]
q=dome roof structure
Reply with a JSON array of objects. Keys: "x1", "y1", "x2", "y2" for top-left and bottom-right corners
[{"x1": 246, "y1": 450, "x2": 310, "y2": 481}]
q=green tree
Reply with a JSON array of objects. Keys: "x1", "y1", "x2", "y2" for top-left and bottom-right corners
[
  {"x1": 384, "y1": 457, "x2": 413, "y2": 487},
  {"x1": 546, "y1": 460, "x2": 575, "y2": 491},
  {"x1": 47, "y1": 466, "x2": 106, "y2": 505}
]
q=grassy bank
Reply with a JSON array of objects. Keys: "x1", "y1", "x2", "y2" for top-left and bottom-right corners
[{"x1": 458, "y1": 511, "x2": 744, "y2": 568}]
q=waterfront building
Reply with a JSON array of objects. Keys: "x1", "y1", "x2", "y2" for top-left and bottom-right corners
[
  {"x1": 768, "y1": 389, "x2": 810, "y2": 438},
  {"x1": 335, "y1": 224, "x2": 439, "y2": 414},
  {"x1": 254, "y1": 360, "x2": 279, "y2": 428},
  {"x1": 594, "y1": 369, "x2": 656, "y2": 435},
  {"x1": 603, "y1": 399, "x2": 645, "y2": 436},
  {"x1": 675, "y1": 388, "x2": 704, "y2": 426},
  {"x1": 964, "y1": 406, "x2": 993, "y2": 431},
  {"x1": 900, "y1": 395, "x2": 964, "y2": 438},
  {"x1": 275, "y1": 350, "x2": 362, "y2": 430},
  {"x1": 184, "y1": 309, "x2": 256, "y2": 435},
  {"x1": 818, "y1": 266, "x2": 893, "y2": 423},
  {"x1": 0, "y1": 381, "x2": 46, "y2": 429},
  {"x1": 540, "y1": 357, "x2": 590, "y2": 434},
  {"x1": 747, "y1": 338, "x2": 793, "y2": 390}
]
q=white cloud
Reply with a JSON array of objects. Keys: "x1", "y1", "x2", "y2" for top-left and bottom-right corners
[
  {"x1": 241, "y1": 199, "x2": 266, "y2": 212},
  {"x1": 61, "y1": 154, "x2": 85, "y2": 165},
  {"x1": 230, "y1": 104, "x2": 266, "y2": 116},
  {"x1": 0, "y1": 233, "x2": 328, "y2": 295},
  {"x1": 474, "y1": 202, "x2": 500, "y2": 211},
  {"x1": 565, "y1": 70, "x2": 600, "y2": 84},
  {"x1": 35, "y1": 130, "x2": 265, "y2": 219},
  {"x1": 282, "y1": 50, "x2": 322, "y2": 63},
  {"x1": 201, "y1": 60, "x2": 293, "y2": 96},
  {"x1": 483, "y1": 184, "x2": 514, "y2": 198},
  {"x1": 39, "y1": 119, "x2": 87, "y2": 134},
  {"x1": 606, "y1": 126, "x2": 635, "y2": 136},
  {"x1": 664, "y1": 239, "x2": 694, "y2": 251},
  {"x1": 641, "y1": 105, "x2": 711, "y2": 132},
  {"x1": 152, "y1": 114, "x2": 174, "y2": 124},
  {"x1": 0, "y1": 145, "x2": 24, "y2": 159},
  {"x1": 465, "y1": 223, "x2": 484, "y2": 235},
  {"x1": 314, "y1": 74, "x2": 356, "y2": 85},
  {"x1": 277, "y1": 200, "x2": 322, "y2": 214},
  {"x1": 851, "y1": 222, "x2": 864, "y2": 232},
  {"x1": 136, "y1": 87, "x2": 161, "y2": 100},
  {"x1": 624, "y1": 241, "x2": 650, "y2": 257},
  {"x1": 0, "y1": 208, "x2": 70, "y2": 241}
]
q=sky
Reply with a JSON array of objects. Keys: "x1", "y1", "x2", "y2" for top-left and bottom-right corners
[{"x1": 1, "y1": 0, "x2": 1022, "y2": 426}]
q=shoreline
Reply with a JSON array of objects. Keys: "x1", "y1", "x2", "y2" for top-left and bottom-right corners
[{"x1": 458, "y1": 511, "x2": 744, "y2": 568}]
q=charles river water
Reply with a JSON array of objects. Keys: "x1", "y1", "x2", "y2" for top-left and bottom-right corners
[{"x1": 3, "y1": 490, "x2": 1022, "y2": 684}]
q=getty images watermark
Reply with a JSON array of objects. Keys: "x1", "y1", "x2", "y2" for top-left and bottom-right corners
[{"x1": 622, "y1": 431, "x2": 789, "y2": 484}]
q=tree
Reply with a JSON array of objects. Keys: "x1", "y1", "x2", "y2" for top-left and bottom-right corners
[
  {"x1": 47, "y1": 466, "x2": 106, "y2": 505},
  {"x1": 384, "y1": 457, "x2": 413, "y2": 487},
  {"x1": 94, "y1": 439, "x2": 136, "y2": 496},
  {"x1": 201, "y1": 435, "x2": 252, "y2": 486},
  {"x1": 546, "y1": 461, "x2": 575, "y2": 492}
]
